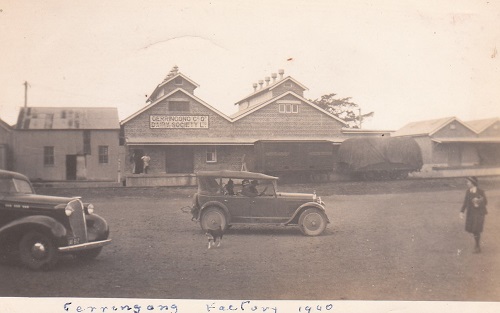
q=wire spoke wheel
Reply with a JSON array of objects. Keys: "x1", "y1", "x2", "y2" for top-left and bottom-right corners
[
  {"x1": 299, "y1": 208, "x2": 327, "y2": 236},
  {"x1": 200, "y1": 207, "x2": 227, "y2": 231}
]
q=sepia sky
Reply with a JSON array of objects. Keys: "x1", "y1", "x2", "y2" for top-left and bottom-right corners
[{"x1": 0, "y1": 0, "x2": 499, "y2": 130}]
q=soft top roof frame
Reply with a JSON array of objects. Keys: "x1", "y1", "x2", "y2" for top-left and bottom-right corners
[{"x1": 196, "y1": 170, "x2": 278, "y2": 180}]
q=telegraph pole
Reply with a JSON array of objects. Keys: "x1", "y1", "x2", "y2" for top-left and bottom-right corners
[{"x1": 23, "y1": 81, "x2": 29, "y2": 107}]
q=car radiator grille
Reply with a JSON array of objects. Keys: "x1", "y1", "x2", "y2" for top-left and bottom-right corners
[{"x1": 67, "y1": 199, "x2": 88, "y2": 244}]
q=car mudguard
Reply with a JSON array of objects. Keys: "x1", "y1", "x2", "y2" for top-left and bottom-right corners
[
  {"x1": 85, "y1": 213, "x2": 110, "y2": 242},
  {"x1": 286, "y1": 202, "x2": 330, "y2": 225},
  {"x1": 199, "y1": 201, "x2": 231, "y2": 223},
  {"x1": 0, "y1": 215, "x2": 67, "y2": 244}
]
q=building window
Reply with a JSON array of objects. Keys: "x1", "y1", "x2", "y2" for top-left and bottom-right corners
[
  {"x1": 98, "y1": 146, "x2": 109, "y2": 164},
  {"x1": 174, "y1": 77, "x2": 183, "y2": 85},
  {"x1": 206, "y1": 146, "x2": 217, "y2": 163},
  {"x1": 284, "y1": 82, "x2": 292, "y2": 88},
  {"x1": 44, "y1": 146, "x2": 54, "y2": 166},
  {"x1": 449, "y1": 124, "x2": 456, "y2": 130},
  {"x1": 168, "y1": 101, "x2": 190, "y2": 112},
  {"x1": 83, "y1": 130, "x2": 91, "y2": 154},
  {"x1": 279, "y1": 103, "x2": 299, "y2": 114}
]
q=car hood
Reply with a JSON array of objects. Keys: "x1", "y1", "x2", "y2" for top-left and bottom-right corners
[
  {"x1": 1, "y1": 193, "x2": 78, "y2": 207},
  {"x1": 276, "y1": 192, "x2": 315, "y2": 200}
]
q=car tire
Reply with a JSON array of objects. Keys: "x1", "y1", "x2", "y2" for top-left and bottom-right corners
[
  {"x1": 299, "y1": 208, "x2": 327, "y2": 236},
  {"x1": 19, "y1": 231, "x2": 59, "y2": 271},
  {"x1": 200, "y1": 207, "x2": 227, "y2": 232},
  {"x1": 74, "y1": 247, "x2": 103, "y2": 261}
]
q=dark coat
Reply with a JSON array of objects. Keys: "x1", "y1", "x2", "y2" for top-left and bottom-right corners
[{"x1": 461, "y1": 187, "x2": 488, "y2": 234}]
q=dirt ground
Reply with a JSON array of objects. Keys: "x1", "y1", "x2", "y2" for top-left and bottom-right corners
[{"x1": 1, "y1": 176, "x2": 500, "y2": 301}]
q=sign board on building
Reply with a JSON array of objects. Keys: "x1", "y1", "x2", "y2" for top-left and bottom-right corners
[{"x1": 150, "y1": 115, "x2": 209, "y2": 129}]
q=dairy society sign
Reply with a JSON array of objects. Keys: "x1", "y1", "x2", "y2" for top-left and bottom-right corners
[{"x1": 150, "y1": 115, "x2": 209, "y2": 129}]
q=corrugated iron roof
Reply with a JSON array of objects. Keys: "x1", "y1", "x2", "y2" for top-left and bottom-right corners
[
  {"x1": 0, "y1": 118, "x2": 12, "y2": 132},
  {"x1": 432, "y1": 137, "x2": 500, "y2": 143},
  {"x1": 16, "y1": 107, "x2": 120, "y2": 130},
  {"x1": 393, "y1": 116, "x2": 458, "y2": 137},
  {"x1": 466, "y1": 118, "x2": 499, "y2": 133}
]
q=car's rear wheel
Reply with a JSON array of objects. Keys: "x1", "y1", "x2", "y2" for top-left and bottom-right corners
[
  {"x1": 200, "y1": 207, "x2": 227, "y2": 232},
  {"x1": 19, "y1": 231, "x2": 58, "y2": 270},
  {"x1": 299, "y1": 208, "x2": 327, "y2": 236}
]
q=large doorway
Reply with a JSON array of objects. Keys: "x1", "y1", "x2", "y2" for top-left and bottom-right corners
[
  {"x1": 165, "y1": 146, "x2": 194, "y2": 173},
  {"x1": 132, "y1": 149, "x2": 144, "y2": 174}
]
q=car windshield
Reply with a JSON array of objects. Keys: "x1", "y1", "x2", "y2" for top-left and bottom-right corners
[{"x1": 0, "y1": 178, "x2": 34, "y2": 194}]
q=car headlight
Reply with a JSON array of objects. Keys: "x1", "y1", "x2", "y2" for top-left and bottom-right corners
[
  {"x1": 65, "y1": 206, "x2": 74, "y2": 216},
  {"x1": 86, "y1": 203, "x2": 94, "y2": 214}
]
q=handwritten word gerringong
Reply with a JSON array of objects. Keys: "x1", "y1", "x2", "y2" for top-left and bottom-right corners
[{"x1": 63, "y1": 302, "x2": 178, "y2": 313}]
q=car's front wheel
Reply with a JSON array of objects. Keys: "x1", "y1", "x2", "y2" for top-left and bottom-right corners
[
  {"x1": 200, "y1": 207, "x2": 227, "y2": 232},
  {"x1": 19, "y1": 231, "x2": 59, "y2": 270},
  {"x1": 299, "y1": 208, "x2": 327, "y2": 236}
]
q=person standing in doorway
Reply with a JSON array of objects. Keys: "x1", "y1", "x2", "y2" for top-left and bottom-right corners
[
  {"x1": 141, "y1": 154, "x2": 151, "y2": 174},
  {"x1": 460, "y1": 176, "x2": 488, "y2": 253}
]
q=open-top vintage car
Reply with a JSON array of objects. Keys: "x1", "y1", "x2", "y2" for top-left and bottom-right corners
[
  {"x1": 0, "y1": 169, "x2": 111, "y2": 270},
  {"x1": 190, "y1": 170, "x2": 329, "y2": 236}
]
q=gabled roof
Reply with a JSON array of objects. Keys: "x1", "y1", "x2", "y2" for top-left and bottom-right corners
[
  {"x1": 146, "y1": 72, "x2": 200, "y2": 103},
  {"x1": 0, "y1": 118, "x2": 12, "y2": 132},
  {"x1": 466, "y1": 118, "x2": 500, "y2": 133},
  {"x1": 16, "y1": 107, "x2": 119, "y2": 130},
  {"x1": 230, "y1": 91, "x2": 349, "y2": 126},
  {"x1": 121, "y1": 88, "x2": 232, "y2": 125},
  {"x1": 393, "y1": 116, "x2": 477, "y2": 137},
  {"x1": 234, "y1": 76, "x2": 308, "y2": 105}
]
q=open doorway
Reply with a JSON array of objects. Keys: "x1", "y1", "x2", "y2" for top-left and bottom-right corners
[
  {"x1": 66, "y1": 155, "x2": 77, "y2": 180},
  {"x1": 132, "y1": 149, "x2": 144, "y2": 174}
]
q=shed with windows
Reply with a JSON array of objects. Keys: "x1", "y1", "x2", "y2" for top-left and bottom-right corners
[{"x1": 13, "y1": 107, "x2": 121, "y2": 182}]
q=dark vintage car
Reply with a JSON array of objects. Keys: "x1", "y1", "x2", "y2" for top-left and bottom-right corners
[
  {"x1": 189, "y1": 170, "x2": 329, "y2": 236},
  {"x1": 0, "y1": 169, "x2": 111, "y2": 270}
]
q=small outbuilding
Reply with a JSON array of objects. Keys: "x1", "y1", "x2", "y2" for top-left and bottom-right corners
[
  {"x1": 393, "y1": 116, "x2": 500, "y2": 177},
  {"x1": 13, "y1": 107, "x2": 121, "y2": 182}
]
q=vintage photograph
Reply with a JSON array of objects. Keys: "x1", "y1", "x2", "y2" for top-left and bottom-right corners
[{"x1": 0, "y1": 0, "x2": 499, "y2": 312}]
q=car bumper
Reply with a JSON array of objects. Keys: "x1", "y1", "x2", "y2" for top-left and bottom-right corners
[{"x1": 58, "y1": 239, "x2": 112, "y2": 253}]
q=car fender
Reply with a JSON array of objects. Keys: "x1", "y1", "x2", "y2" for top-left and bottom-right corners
[
  {"x1": 85, "y1": 213, "x2": 110, "y2": 242},
  {"x1": 286, "y1": 202, "x2": 329, "y2": 225},
  {"x1": 199, "y1": 201, "x2": 231, "y2": 223},
  {"x1": 0, "y1": 215, "x2": 67, "y2": 244}
]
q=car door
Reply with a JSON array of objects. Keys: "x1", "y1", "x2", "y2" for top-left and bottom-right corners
[
  {"x1": 220, "y1": 194, "x2": 251, "y2": 223},
  {"x1": 247, "y1": 181, "x2": 288, "y2": 224}
]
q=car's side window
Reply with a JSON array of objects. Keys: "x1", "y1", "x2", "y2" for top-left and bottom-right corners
[{"x1": 0, "y1": 178, "x2": 15, "y2": 193}]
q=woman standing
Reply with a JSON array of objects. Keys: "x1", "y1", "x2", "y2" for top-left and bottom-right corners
[{"x1": 460, "y1": 176, "x2": 488, "y2": 253}]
